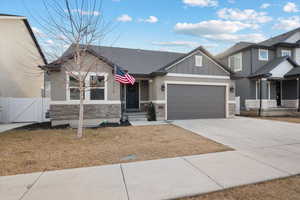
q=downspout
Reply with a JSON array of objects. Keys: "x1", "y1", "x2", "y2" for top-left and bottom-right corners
[{"x1": 259, "y1": 78, "x2": 263, "y2": 116}]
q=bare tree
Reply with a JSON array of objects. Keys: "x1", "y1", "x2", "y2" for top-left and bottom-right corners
[{"x1": 29, "y1": 0, "x2": 114, "y2": 138}]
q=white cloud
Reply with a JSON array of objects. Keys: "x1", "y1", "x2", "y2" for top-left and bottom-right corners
[
  {"x1": 32, "y1": 27, "x2": 46, "y2": 37},
  {"x1": 152, "y1": 41, "x2": 200, "y2": 48},
  {"x1": 174, "y1": 20, "x2": 256, "y2": 37},
  {"x1": 117, "y1": 14, "x2": 132, "y2": 22},
  {"x1": 217, "y1": 8, "x2": 272, "y2": 24},
  {"x1": 139, "y1": 16, "x2": 158, "y2": 23},
  {"x1": 45, "y1": 39, "x2": 54, "y2": 45},
  {"x1": 174, "y1": 19, "x2": 266, "y2": 43},
  {"x1": 260, "y1": 3, "x2": 271, "y2": 9},
  {"x1": 182, "y1": 0, "x2": 218, "y2": 7},
  {"x1": 228, "y1": 0, "x2": 235, "y2": 3},
  {"x1": 65, "y1": 9, "x2": 100, "y2": 16},
  {"x1": 273, "y1": 16, "x2": 300, "y2": 31},
  {"x1": 203, "y1": 33, "x2": 266, "y2": 43},
  {"x1": 283, "y1": 2, "x2": 298, "y2": 13}
]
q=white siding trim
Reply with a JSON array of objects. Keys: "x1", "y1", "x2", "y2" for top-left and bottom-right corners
[
  {"x1": 164, "y1": 81, "x2": 229, "y2": 120},
  {"x1": 167, "y1": 73, "x2": 230, "y2": 79},
  {"x1": 165, "y1": 50, "x2": 230, "y2": 75}
]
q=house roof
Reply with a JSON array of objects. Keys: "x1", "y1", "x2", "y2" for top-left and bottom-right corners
[
  {"x1": 216, "y1": 42, "x2": 255, "y2": 59},
  {"x1": 258, "y1": 27, "x2": 300, "y2": 46},
  {"x1": 217, "y1": 27, "x2": 300, "y2": 59},
  {"x1": 285, "y1": 66, "x2": 300, "y2": 77},
  {"x1": 44, "y1": 44, "x2": 231, "y2": 75},
  {"x1": 0, "y1": 13, "x2": 47, "y2": 65},
  {"x1": 52, "y1": 45, "x2": 185, "y2": 75},
  {"x1": 249, "y1": 56, "x2": 299, "y2": 78}
]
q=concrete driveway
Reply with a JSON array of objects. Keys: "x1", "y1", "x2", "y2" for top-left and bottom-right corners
[{"x1": 172, "y1": 117, "x2": 300, "y2": 150}]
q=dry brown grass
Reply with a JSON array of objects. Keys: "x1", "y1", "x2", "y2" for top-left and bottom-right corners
[
  {"x1": 259, "y1": 117, "x2": 300, "y2": 124},
  {"x1": 180, "y1": 175, "x2": 300, "y2": 200},
  {"x1": 0, "y1": 125, "x2": 231, "y2": 176}
]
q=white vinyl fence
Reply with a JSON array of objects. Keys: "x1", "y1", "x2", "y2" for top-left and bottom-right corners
[{"x1": 0, "y1": 98, "x2": 50, "y2": 123}]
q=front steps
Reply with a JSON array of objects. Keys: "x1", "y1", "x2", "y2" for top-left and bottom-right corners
[{"x1": 124, "y1": 112, "x2": 148, "y2": 121}]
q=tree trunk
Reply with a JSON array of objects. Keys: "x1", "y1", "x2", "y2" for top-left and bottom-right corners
[{"x1": 77, "y1": 81, "x2": 84, "y2": 138}]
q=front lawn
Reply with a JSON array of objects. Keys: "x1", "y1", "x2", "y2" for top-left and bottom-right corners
[
  {"x1": 0, "y1": 125, "x2": 232, "y2": 176},
  {"x1": 180, "y1": 175, "x2": 300, "y2": 200}
]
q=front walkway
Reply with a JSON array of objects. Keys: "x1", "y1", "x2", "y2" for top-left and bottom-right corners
[
  {"x1": 0, "y1": 123, "x2": 32, "y2": 133},
  {"x1": 2, "y1": 117, "x2": 300, "y2": 200}
]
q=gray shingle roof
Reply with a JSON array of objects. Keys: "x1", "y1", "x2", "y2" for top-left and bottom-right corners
[
  {"x1": 216, "y1": 42, "x2": 255, "y2": 59},
  {"x1": 249, "y1": 56, "x2": 298, "y2": 78},
  {"x1": 259, "y1": 27, "x2": 300, "y2": 46},
  {"x1": 88, "y1": 45, "x2": 184, "y2": 74},
  {"x1": 285, "y1": 66, "x2": 300, "y2": 77},
  {"x1": 60, "y1": 45, "x2": 184, "y2": 75}
]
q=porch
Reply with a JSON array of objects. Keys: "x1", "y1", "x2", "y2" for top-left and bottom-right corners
[{"x1": 244, "y1": 78, "x2": 300, "y2": 116}]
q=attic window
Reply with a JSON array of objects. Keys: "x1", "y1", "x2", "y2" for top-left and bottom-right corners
[
  {"x1": 195, "y1": 55, "x2": 203, "y2": 67},
  {"x1": 259, "y1": 49, "x2": 268, "y2": 61}
]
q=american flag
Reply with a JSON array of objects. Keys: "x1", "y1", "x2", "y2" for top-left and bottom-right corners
[{"x1": 114, "y1": 65, "x2": 135, "y2": 85}]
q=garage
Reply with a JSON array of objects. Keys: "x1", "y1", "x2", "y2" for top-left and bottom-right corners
[{"x1": 166, "y1": 83, "x2": 227, "y2": 120}]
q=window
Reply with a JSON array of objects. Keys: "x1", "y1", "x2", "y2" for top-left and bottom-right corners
[
  {"x1": 259, "y1": 49, "x2": 268, "y2": 61},
  {"x1": 195, "y1": 55, "x2": 203, "y2": 67},
  {"x1": 89, "y1": 75, "x2": 105, "y2": 100},
  {"x1": 67, "y1": 73, "x2": 106, "y2": 101},
  {"x1": 228, "y1": 53, "x2": 242, "y2": 72},
  {"x1": 281, "y1": 50, "x2": 292, "y2": 57},
  {"x1": 69, "y1": 76, "x2": 85, "y2": 100}
]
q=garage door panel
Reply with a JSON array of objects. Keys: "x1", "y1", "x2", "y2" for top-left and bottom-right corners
[{"x1": 167, "y1": 84, "x2": 226, "y2": 120}]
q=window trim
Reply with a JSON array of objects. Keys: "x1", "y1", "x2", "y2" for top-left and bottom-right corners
[
  {"x1": 66, "y1": 72, "x2": 108, "y2": 102},
  {"x1": 195, "y1": 55, "x2": 203, "y2": 67},
  {"x1": 259, "y1": 49, "x2": 269, "y2": 61},
  {"x1": 281, "y1": 49, "x2": 292, "y2": 57},
  {"x1": 228, "y1": 53, "x2": 242, "y2": 72}
]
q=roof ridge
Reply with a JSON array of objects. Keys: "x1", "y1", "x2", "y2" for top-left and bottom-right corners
[{"x1": 82, "y1": 44, "x2": 185, "y2": 55}]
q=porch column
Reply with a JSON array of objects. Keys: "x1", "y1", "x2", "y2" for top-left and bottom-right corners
[{"x1": 259, "y1": 78, "x2": 263, "y2": 116}]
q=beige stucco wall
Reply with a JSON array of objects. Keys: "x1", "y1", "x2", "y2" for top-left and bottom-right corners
[{"x1": 0, "y1": 18, "x2": 44, "y2": 98}]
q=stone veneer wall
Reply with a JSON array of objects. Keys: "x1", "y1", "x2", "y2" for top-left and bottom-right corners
[
  {"x1": 154, "y1": 103, "x2": 165, "y2": 120},
  {"x1": 229, "y1": 103, "x2": 235, "y2": 117},
  {"x1": 50, "y1": 104, "x2": 121, "y2": 121}
]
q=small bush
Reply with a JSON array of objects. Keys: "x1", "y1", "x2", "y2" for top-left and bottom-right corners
[{"x1": 147, "y1": 102, "x2": 156, "y2": 121}]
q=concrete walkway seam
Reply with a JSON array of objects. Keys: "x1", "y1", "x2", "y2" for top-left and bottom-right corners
[
  {"x1": 19, "y1": 171, "x2": 45, "y2": 200},
  {"x1": 181, "y1": 157, "x2": 225, "y2": 189},
  {"x1": 236, "y1": 151, "x2": 292, "y2": 176},
  {"x1": 120, "y1": 164, "x2": 130, "y2": 200}
]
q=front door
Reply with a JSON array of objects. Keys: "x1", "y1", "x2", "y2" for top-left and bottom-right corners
[
  {"x1": 126, "y1": 82, "x2": 139, "y2": 110},
  {"x1": 275, "y1": 81, "x2": 282, "y2": 106}
]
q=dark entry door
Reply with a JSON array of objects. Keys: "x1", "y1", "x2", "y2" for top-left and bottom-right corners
[
  {"x1": 126, "y1": 82, "x2": 139, "y2": 110},
  {"x1": 275, "y1": 81, "x2": 281, "y2": 106}
]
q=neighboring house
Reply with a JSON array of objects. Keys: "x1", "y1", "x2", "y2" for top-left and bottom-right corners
[
  {"x1": 0, "y1": 14, "x2": 47, "y2": 123},
  {"x1": 217, "y1": 28, "x2": 300, "y2": 116},
  {"x1": 42, "y1": 45, "x2": 235, "y2": 126}
]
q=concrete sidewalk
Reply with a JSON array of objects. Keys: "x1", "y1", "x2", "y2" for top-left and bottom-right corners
[
  {"x1": 0, "y1": 123, "x2": 33, "y2": 133},
  {"x1": 2, "y1": 146, "x2": 299, "y2": 200}
]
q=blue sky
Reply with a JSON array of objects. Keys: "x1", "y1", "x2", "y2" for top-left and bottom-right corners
[{"x1": 1, "y1": 0, "x2": 300, "y2": 54}]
